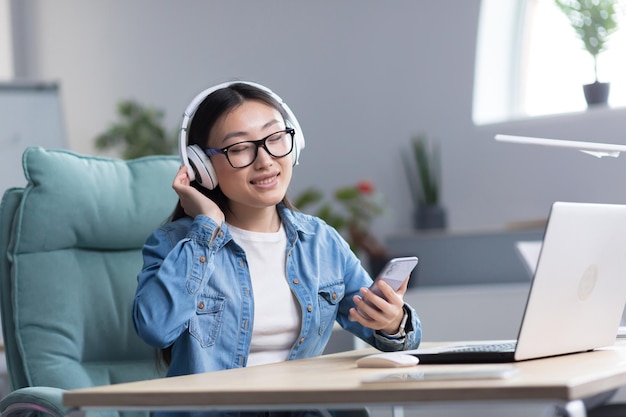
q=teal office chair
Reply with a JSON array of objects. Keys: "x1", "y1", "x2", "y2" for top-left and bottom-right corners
[{"x1": 0, "y1": 147, "x2": 178, "y2": 417}]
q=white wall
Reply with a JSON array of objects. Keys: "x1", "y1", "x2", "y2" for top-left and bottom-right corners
[
  {"x1": 0, "y1": 0, "x2": 13, "y2": 79},
  {"x1": 9, "y1": 0, "x2": 626, "y2": 239}
]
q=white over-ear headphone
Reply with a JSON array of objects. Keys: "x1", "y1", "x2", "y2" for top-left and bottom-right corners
[{"x1": 178, "y1": 81, "x2": 305, "y2": 190}]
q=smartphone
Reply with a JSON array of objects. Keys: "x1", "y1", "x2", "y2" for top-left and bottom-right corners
[{"x1": 357, "y1": 256, "x2": 418, "y2": 318}]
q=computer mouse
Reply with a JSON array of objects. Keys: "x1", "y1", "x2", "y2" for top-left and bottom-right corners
[{"x1": 356, "y1": 352, "x2": 420, "y2": 368}]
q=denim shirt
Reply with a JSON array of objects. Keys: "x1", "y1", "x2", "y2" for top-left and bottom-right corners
[{"x1": 132, "y1": 204, "x2": 421, "y2": 377}]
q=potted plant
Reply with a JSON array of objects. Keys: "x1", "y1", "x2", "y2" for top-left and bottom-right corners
[
  {"x1": 95, "y1": 100, "x2": 177, "y2": 159},
  {"x1": 554, "y1": 0, "x2": 624, "y2": 106},
  {"x1": 294, "y1": 181, "x2": 390, "y2": 271},
  {"x1": 402, "y1": 134, "x2": 446, "y2": 230}
]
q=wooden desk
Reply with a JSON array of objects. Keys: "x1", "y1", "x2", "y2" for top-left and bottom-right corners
[{"x1": 63, "y1": 342, "x2": 626, "y2": 416}]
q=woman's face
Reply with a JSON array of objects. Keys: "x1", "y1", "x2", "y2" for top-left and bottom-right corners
[{"x1": 207, "y1": 99, "x2": 293, "y2": 213}]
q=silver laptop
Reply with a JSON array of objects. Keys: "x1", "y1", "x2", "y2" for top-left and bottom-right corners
[{"x1": 412, "y1": 201, "x2": 626, "y2": 364}]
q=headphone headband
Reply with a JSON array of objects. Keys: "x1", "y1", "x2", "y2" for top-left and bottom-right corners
[{"x1": 178, "y1": 81, "x2": 305, "y2": 189}]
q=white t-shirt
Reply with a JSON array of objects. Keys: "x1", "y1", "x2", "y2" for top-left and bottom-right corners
[{"x1": 227, "y1": 223, "x2": 301, "y2": 367}]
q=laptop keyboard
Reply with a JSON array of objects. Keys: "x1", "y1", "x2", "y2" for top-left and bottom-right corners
[{"x1": 445, "y1": 342, "x2": 517, "y2": 353}]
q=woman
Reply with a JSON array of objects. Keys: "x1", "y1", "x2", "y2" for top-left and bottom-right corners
[{"x1": 132, "y1": 81, "x2": 422, "y2": 416}]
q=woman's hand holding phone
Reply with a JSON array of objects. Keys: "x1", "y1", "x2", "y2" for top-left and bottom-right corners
[
  {"x1": 349, "y1": 257, "x2": 418, "y2": 334},
  {"x1": 172, "y1": 166, "x2": 225, "y2": 224}
]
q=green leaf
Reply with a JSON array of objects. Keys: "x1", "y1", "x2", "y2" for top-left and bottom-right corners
[
  {"x1": 94, "y1": 100, "x2": 177, "y2": 159},
  {"x1": 293, "y1": 188, "x2": 324, "y2": 210},
  {"x1": 554, "y1": 0, "x2": 623, "y2": 79},
  {"x1": 335, "y1": 187, "x2": 360, "y2": 201},
  {"x1": 405, "y1": 135, "x2": 440, "y2": 206}
]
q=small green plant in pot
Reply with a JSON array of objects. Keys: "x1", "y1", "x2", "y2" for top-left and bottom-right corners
[
  {"x1": 402, "y1": 134, "x2": 446, "y2": 230},
  {"x1": 554, "y1": 0, "x2": 624, "y2": 105}
]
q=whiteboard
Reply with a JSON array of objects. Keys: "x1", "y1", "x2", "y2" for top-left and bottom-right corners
[{"x1": 0, "y1": 81, "x2": 67, "y2": 194}]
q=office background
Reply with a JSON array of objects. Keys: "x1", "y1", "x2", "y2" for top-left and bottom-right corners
[
  {"x1": 6, "y1": 0, "x2": 626, "y2": 241},
  {"x1": 4, "y1": 3, "x2": 626, "y2": 414}
]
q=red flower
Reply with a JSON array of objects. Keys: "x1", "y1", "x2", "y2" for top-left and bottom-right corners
[{"x1": 356, "y1": 180, "x2": 374, "y2": 195}]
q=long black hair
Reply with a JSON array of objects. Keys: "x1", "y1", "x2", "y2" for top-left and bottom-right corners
[{"x1": 160, "y1": 83, "x2": 296, "y2": 368}]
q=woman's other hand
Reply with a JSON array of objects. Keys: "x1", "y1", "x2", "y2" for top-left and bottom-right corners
[{"x1": 172, "y1": 166, "x2": 225, "y2": 224}]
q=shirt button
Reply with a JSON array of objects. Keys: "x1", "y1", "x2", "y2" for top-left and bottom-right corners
[
  {"x1": 299, "y1": 337, "x2": 305, "y2": 344},
  {"x1": 199, "y1": 256, "x2": 206, "y2": 263},
  {"x1": 198, "y1": 301, "x2": 205, "y2": 309},
  {"x1": 217, "y1": 231, "x2": 224, "y2": 238},
  {"x1": 293, "y1": 279, "x2": 300, "y2": 284},
  {"x1": 332, "y1": 293, "x2": 337, "y2": 300},
  {"x1": 307, "y1": 305, "x2": 313, "y2": 312}
]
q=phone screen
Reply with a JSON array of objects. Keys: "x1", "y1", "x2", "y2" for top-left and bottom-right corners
[
  {"x1": 370, "y1": 256, "x2": 418, "y2": 295},
  {"x1": 357, "y1": 256, "x2": 418, "y2": 318}
]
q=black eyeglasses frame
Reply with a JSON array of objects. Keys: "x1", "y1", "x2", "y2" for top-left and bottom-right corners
[{"x1": 203, "y1": 128, "x2": 296, "y2": 169}]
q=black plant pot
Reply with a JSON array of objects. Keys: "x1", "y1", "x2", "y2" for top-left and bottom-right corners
[
  {"x1": 583, "y1": 81, "x2": 610, "y2": 107},
  {"x1": 414, "y1": 205, "x2": 447, "y2": 230}
]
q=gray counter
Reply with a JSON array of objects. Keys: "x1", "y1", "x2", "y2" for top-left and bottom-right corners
[{"x1": 385, "y1": 228, "x2": 545, "y2": 287}]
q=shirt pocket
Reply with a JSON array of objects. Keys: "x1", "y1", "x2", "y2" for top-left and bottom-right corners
[
  {"x1": 189, "y1": 295, "x2": 225, "y2": 348},
  {"x1": 317, "y1": 282, "x2": 344, "y2": 335}
]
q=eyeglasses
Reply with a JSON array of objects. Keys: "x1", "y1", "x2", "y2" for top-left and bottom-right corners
[{"x1": 204, "y1": 128, "x2": 295, "y2": 169}]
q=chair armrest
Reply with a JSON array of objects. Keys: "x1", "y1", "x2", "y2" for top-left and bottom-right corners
[{"x1": 0, "y1": 386, "x2": 68, "y2": 417}]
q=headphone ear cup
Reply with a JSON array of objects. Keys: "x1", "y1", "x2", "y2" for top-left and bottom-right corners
[
  {"x1": 186, "y1": 145, "x2": 218, "y2": 190},
  {"x1": 291, "y1": 128, "x2": 305, "y2": 166}
]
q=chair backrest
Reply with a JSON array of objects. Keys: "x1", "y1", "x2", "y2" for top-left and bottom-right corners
[{"x1": 0, "y1": 147, "x2": 178, "y2": 390}]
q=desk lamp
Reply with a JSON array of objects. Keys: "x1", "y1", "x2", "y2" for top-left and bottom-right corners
[{"x1": 495, "y1": 134, "x2": 626, "y2": 159}]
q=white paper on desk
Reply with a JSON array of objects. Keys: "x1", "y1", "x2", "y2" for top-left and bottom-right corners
[
  {"x1": 515, "y1": 241, "x2": 542, "y2": 276},
  {"x1": 362, "y1": 365, "x2": 518, "y2": 383}
]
